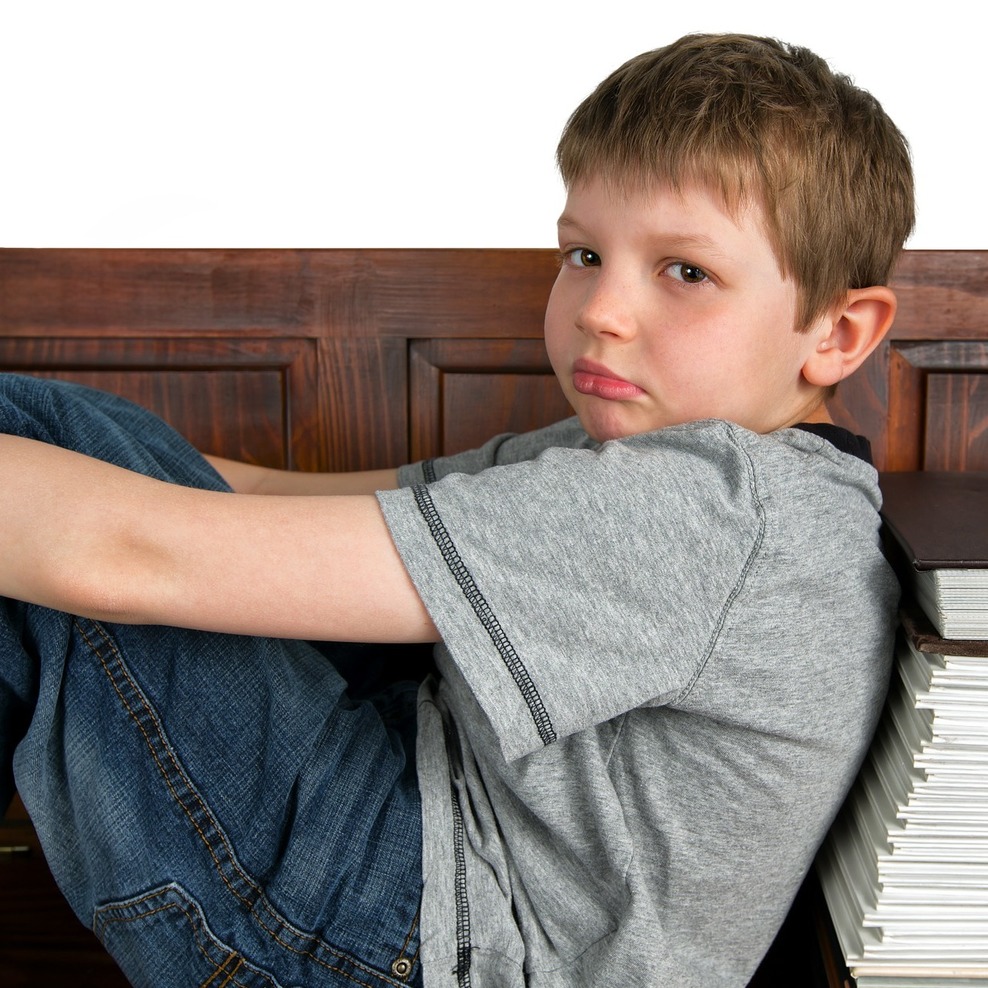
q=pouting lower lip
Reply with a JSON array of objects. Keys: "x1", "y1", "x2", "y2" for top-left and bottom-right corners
[{"x1": 572, "y1": 369, "x2": 645, "y2": 400}]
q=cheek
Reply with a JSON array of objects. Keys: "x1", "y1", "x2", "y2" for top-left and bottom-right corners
[
  {"x1": 543, "y1": 287, "x2": 572, "y2": 364},
  {"x1": 542, "y1": 316, "x2": 562, "y2": 367}
]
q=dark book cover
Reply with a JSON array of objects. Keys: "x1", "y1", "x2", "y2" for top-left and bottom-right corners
[
  {"x1": 879, "y1": 472, "x2": 988, "y2": 571},
  {"x1": 899, "y1": 598, "x2": 988, "y2": 658}
]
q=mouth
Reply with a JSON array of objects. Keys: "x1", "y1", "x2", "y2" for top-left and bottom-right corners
[{"x1": 572, "y1": 359, "x2": 646, "y2": 401}]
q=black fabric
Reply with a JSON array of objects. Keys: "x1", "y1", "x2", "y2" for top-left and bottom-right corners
[{"x1": 792, "y1": 423, "x2": 873, "y2": 464}]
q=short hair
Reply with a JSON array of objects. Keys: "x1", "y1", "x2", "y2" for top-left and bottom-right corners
[{"x1": 556, "y1": 34, "x2": 915, "y2": 329}]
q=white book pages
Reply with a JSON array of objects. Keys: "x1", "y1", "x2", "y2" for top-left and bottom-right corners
[
  {"x1": 915, "y1": 569, "x2": 988, "y2": 639},
  {"x1": 820, "y1": 630, "x2": 988, "y2": 977}
]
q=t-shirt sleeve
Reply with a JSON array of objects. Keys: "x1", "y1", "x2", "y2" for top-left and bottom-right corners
[{"x1": 377, "y1": 426, "x2": 765, "y2": 762}]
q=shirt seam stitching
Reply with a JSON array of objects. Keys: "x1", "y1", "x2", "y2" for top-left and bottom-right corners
[
  {"x1": 411, "y1": 483, "x2": 557, "y2": 746},
  {"x1": 675, "y1": 426, "x2": 767, "y2": 702}
]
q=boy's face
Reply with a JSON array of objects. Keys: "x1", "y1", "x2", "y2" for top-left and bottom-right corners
[{"x1": 544, "y1": 177, "x2": 827, "y2": 442}]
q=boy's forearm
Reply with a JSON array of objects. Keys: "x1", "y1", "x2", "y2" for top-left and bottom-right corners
[{"x1": 205, "y1": 455, "x2": 399, "y2": 496}]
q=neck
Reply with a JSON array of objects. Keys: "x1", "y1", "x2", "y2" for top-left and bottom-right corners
[{"x1": 798, "y1": 402, "x2": 834, "y2": 426}]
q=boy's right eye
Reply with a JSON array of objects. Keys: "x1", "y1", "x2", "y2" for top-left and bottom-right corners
[{"x1": 562, "y1": 248, "x2": 601, "y2": 268}]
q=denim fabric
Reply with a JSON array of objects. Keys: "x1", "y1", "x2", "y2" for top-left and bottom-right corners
[{"x1": 0, "y1": 375, "x2": 424, "y2": 988}]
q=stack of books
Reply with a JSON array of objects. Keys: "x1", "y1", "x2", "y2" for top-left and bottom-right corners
[
  {"x1": 880, "y1": 472, "x2": 988, "y2": 640},
  {"x1": 819, "y1": 472, "x2": 988, "y2": 987}
]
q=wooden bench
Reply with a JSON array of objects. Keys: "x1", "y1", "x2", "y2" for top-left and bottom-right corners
[{"x1": 2, "y1": 248, "x2": 986, "y2": 985}]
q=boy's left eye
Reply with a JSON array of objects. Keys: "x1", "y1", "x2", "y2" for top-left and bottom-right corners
[
  {"x1": 667, "y1": 262, "x2": 709, "y2": 284},
  {"x1": 562, "y1": 248, "x2": 601, "y2": 268}
]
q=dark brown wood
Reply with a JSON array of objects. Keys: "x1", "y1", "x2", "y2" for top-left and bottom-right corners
[
  {"x1": 409, "y1": 338, "x2": 572, "y2": 460},
  {"x1": 316, "y1": 337, "x2": 409, "y2": 471},
  {"x1": 868, "y1": 339, "x2": 988, "y2": 472},
  {"x1": 834, "y1": 250, "x2": 988, "y2": 472},
  {"x1": 886, "y1": 250, "x2": 988, "y2": 341},
  {"x1": 0, "y1": 249, "x2": 563, "y2": 470},
  {"x1": 0, "y1": 249, "x2": 559, "y2": 341},
  {"x1": 4, "y1": 248, "x2": 987, "y2": 473},
  {"x1": 885, "y1": 343, "x2": 927, "y2": 471},
  {"x1": 925, "y1": 371, "x2": 988, "y2": 471},
  {"x1": 1, "y1": 795, "x2": 129, "y2": 985},
  {"x1": 0, "y1": 795, "x2": 39, "y2": 855},
  {"x1": 0, "y1": 336, "x2": 321, "y2": 468},
  {"x1": 0, "y1": 857, "x2": 130, "y2": 987}
]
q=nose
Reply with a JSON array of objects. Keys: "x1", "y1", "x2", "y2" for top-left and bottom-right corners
[{"x1": 575, "y1": 271, "x2": 638, "y2": 341}]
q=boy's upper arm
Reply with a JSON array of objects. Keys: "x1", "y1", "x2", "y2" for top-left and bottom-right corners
[{"x1": 141, "y1": 486, "x2": 439, "y2": 642}]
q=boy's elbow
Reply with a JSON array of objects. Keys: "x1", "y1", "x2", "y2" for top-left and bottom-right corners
[
  {"x1": 54, "y1": 533, "x2": 175, "y2": 626},
  {"x1": 55, "y1": 564, "x2": 147, "y2": 625}
]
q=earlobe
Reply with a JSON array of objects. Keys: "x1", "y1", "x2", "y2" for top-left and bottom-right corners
[{"x1": 802, "y1": 287, "x2": 897, "y2": 388}]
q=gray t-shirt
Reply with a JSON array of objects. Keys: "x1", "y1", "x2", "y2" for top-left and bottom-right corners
[{"x1": 377, "y1": 417, "x2": 898, "y2": 987}]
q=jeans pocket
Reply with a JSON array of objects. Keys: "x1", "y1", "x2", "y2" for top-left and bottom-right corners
[{"x1": 94, "y1": 883, "x2": 293, "y2": 988}]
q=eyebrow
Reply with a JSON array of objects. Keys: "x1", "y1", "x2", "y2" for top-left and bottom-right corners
[
  {"x1": 556, "y1": 215, "x2": 730, "y2": 260},
  {"x1": 556, "y1": 213, "x2": 590, "y2": 234},
  {"x1": 657, "y1": 234, "x2": 732, "y2": 262}
]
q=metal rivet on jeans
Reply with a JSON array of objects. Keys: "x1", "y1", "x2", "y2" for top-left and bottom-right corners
[{"x1": 391, "y1": 957, "x2": 413, "y2": 979}]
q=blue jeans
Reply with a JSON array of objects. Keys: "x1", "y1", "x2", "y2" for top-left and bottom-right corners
[{"x1": 0, "y1": 375, "x2": 425, "y2": 987}]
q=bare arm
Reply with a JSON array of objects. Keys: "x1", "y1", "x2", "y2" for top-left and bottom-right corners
[
  {"x1": 204, "y1": 455, "x2": 399, "y2": 496},
  {"x1": 1, "y1": 436, "x2": 437, "y2": 643}
]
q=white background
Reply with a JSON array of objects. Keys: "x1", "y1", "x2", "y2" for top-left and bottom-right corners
[{"x1": 1, "y1": 0, "x2": 980, "y2": 248}]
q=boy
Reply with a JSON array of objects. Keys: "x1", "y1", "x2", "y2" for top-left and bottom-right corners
[{"x1": 0, "y1": 32, "x2": 912, "y2": 988}]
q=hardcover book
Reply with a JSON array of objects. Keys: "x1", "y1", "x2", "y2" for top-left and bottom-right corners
[{"x1": 880, "y1": 473, "x2": 988, "y2": 640}]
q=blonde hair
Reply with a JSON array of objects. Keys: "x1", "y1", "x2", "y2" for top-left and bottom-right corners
[{"x1": 556, "y1": 34, "x2": 915, "y2": 329}]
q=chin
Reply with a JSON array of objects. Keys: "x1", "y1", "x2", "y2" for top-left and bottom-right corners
[
  {"x1": 571, "y1": 392, "x2": 682, "y2": 443},
  {"x1": 578, "y1": 410, "x2": 647, "y2": 444}
]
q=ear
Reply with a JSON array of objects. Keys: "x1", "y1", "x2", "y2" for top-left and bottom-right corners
[{"x1": 802, "y1": 286, "x2": 897, "y2": 388}]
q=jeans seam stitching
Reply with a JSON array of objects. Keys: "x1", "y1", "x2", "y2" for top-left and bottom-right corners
[
  {"x1": 79, "y1": 618, "x2": 412, "y2": 988},
  {"x1": 96, "y1": 899, "x2": 262, "y2": 988},
  {"x1": 202, "y1": 953, "x2": 244, "y2": 988},
  {"x1": 393, "y1": 905, "x2": 421, "y2": 977}
]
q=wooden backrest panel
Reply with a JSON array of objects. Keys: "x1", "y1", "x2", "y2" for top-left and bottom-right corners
[
  {"x1": 832, "y1": 250, "x2": 988, "y2": 471},
  {"x1": 2, "y1": 248, "x2": 986, "y2": 471}
]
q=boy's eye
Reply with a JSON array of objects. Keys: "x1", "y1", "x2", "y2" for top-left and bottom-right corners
[
  {"x1": 564, "y1": 248, "x2": 601, "y2": 268},
  {"x1": 667, "y1": 261, "x2": 709, "y2": 284}
]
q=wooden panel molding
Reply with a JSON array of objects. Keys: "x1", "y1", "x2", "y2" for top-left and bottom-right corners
[
  {"x1": 924, "y1": 371, "x2": 988, "y2": 472},
  {"x1": 0, "y1": 336, "x2": 320, "y2": 469},
  {"x1": 409, "y1": 338, "x2": 572, "y2": 460},
  {"x1": 883, "y1": 340, "x2": 988, "y2": 471},
  {"x1": 827, "y1": 251, "x2": 988, "y2": 472}
]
